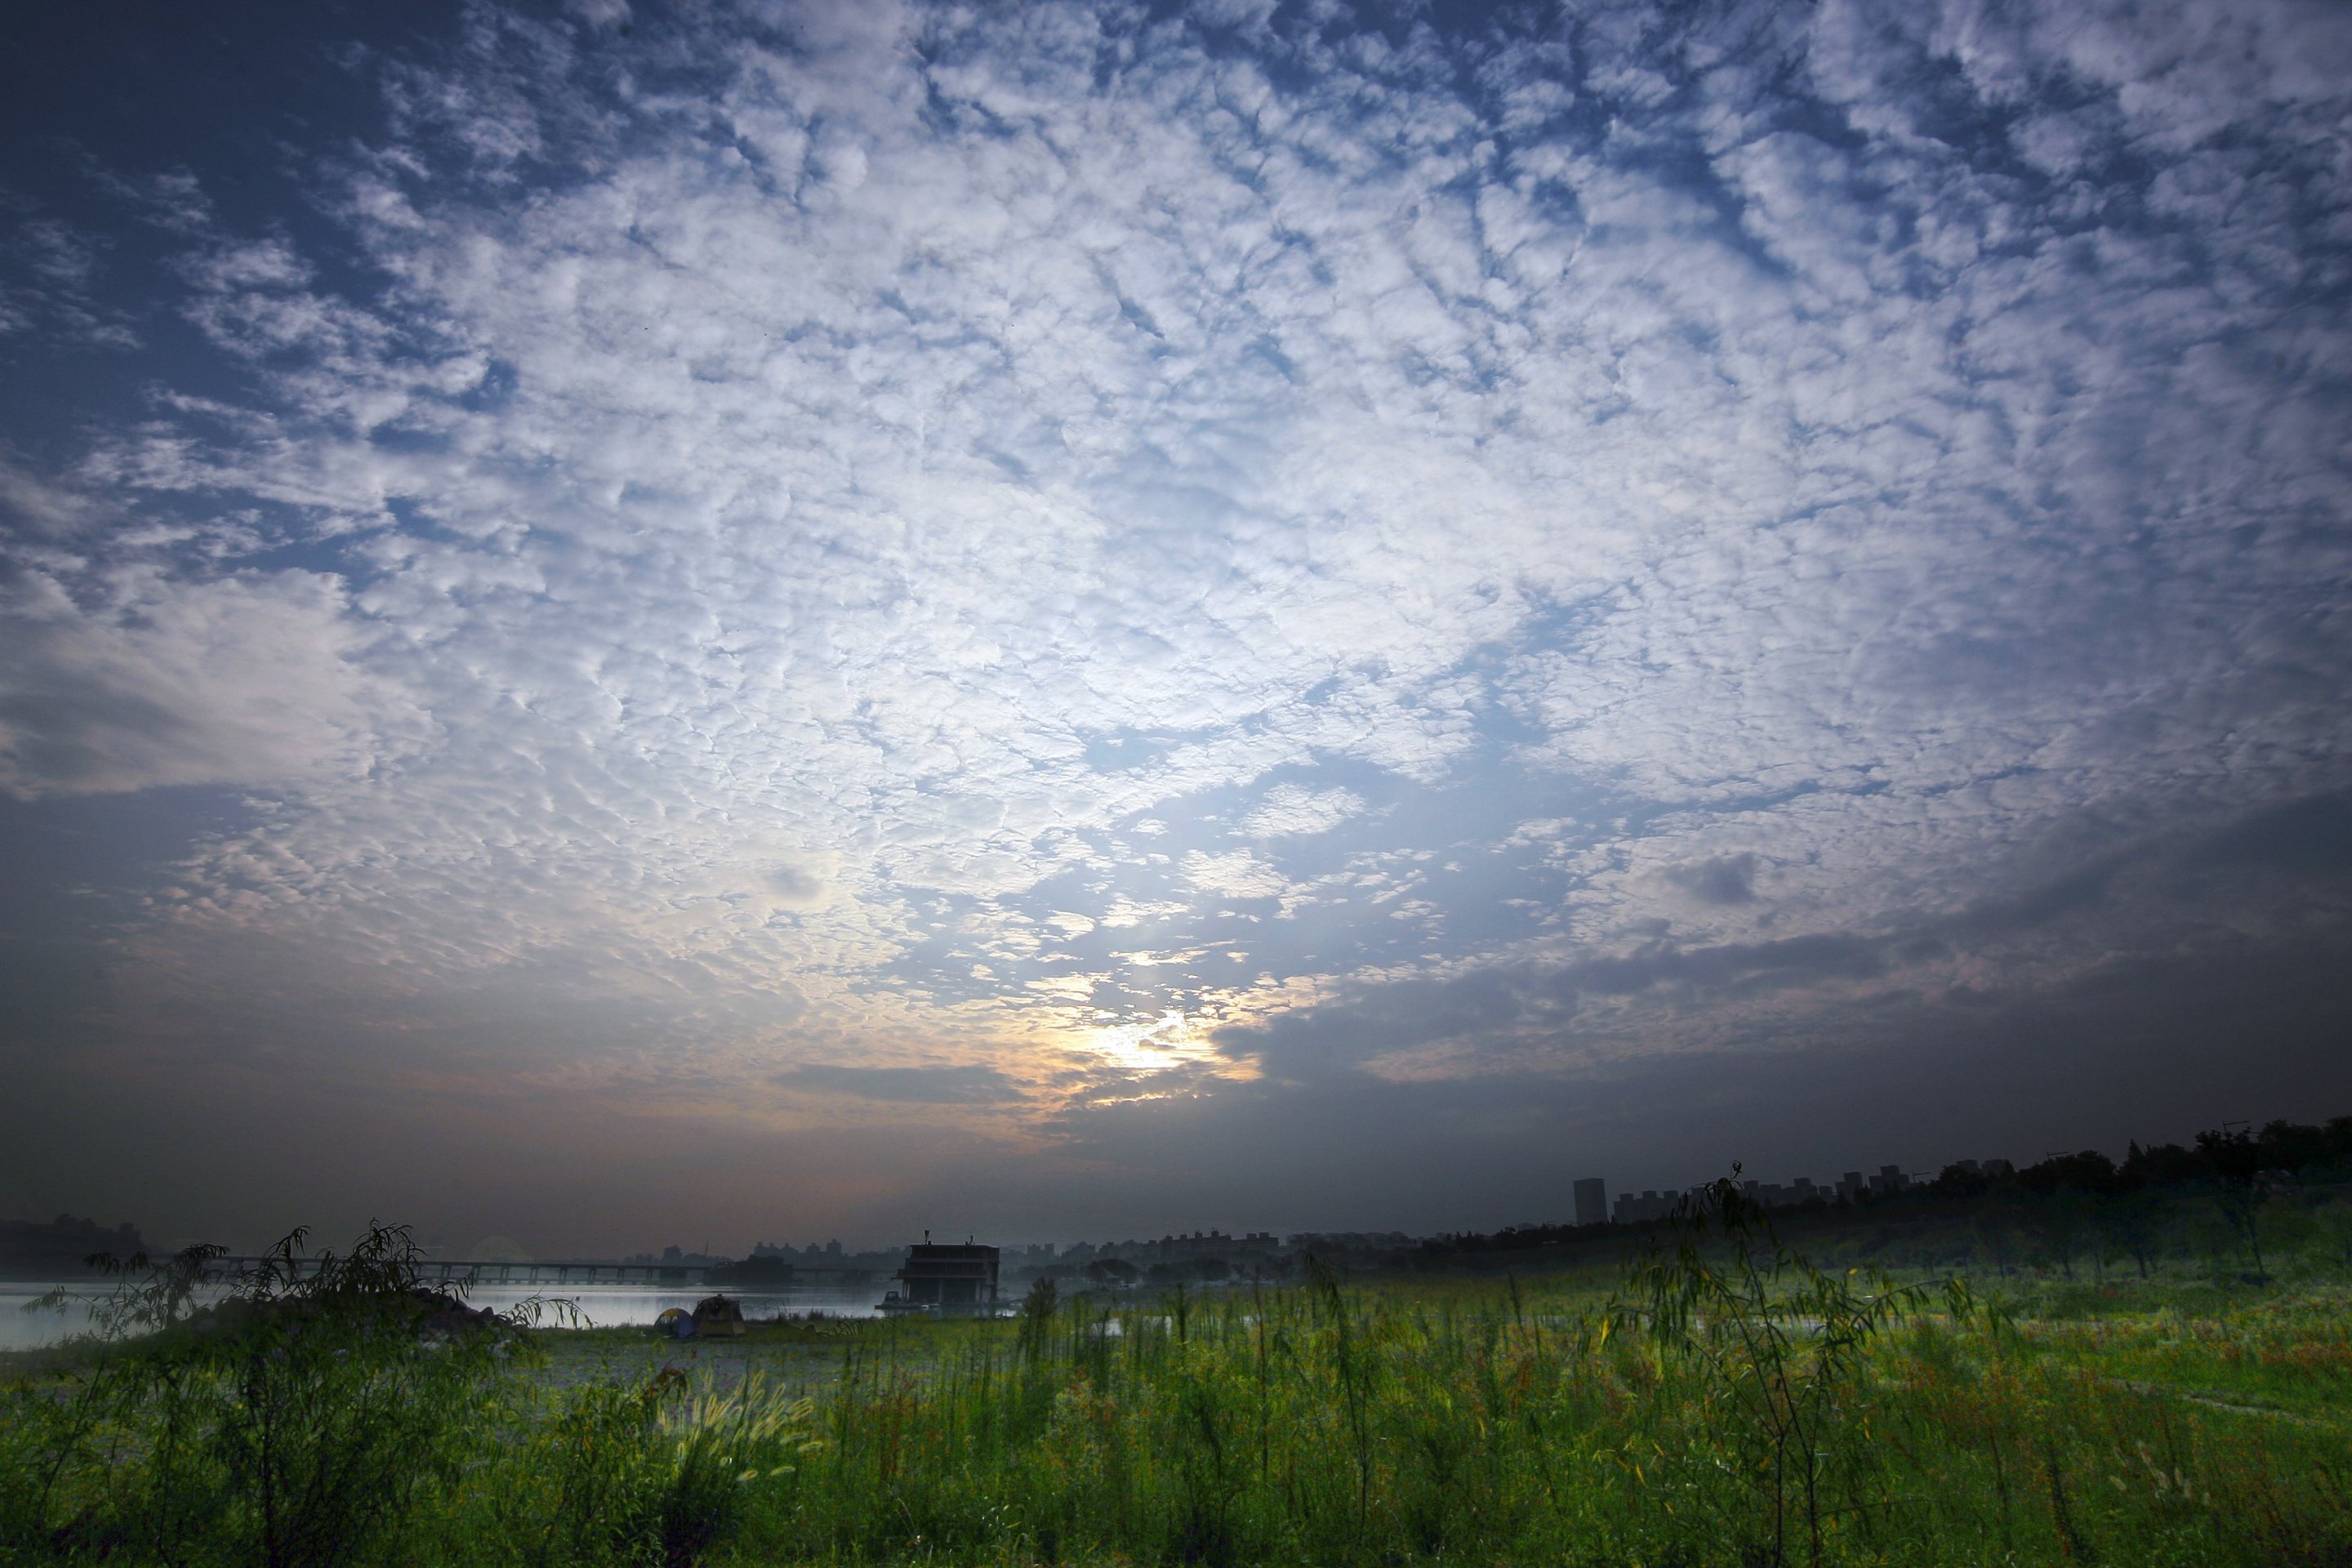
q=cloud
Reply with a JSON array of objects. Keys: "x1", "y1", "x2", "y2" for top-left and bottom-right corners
[
  {"x1": 1241, "y1": 782, "x2": 1367, "y2": 839},
  {"x1": 1211, "y1": 791, "x2": 2352, "y2": 1085},
  {"x1": 0, "y1": 566, "x2": 407, "y2": 799},
  {"x1": 0, "y1": 457, "x2": 97, "y2": 535},
  {"x1": 764, "y1": 863, "x2": 835, "y2": 910},
  {"x1": 1, "y1": 0, "x2": 2349, "y2": 1241},
  {"x1": 0, "y1": 212, "x2": 140, "y2": 350},
  {"x1": 1180, "y1": 849, "x2": 1293, "y2": 902},
  {"x1": 1664, "y1": 853, "x2": 1762, "y2": 906},
  {"x1": 1044, "y1": 922, "x2": 2352, "y2": 1230},
  {"x1": 781, "y1": 1063, "x2": 1022, "y2": 1104}
]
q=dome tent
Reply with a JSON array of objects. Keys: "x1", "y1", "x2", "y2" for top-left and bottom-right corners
[{"x1": 691, "y1": 1294, "x2": 746, "y2": 1336}]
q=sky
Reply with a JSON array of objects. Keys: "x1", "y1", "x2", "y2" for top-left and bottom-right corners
[{"x1": 2, "y1": 0, "x2": 2349, "y2": 1258}]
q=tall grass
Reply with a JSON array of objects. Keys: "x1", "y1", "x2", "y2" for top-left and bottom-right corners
[{"x1": 5, "y1": 1205, "x2": 2349, "y2": 1566}]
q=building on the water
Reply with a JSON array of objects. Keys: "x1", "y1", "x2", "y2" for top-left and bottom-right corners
[{"x1": 892, "y1": 1232, "x2": 1000, "y2": 1314}]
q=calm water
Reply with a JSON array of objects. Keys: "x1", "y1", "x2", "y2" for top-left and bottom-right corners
[{"x1": 1, "y1": 1278, "x2": 885, "y2": 1352}]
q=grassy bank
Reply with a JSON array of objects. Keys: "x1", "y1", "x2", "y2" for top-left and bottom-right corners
[{"x1": 5, "y1": 1200, "x2": 2349, "y2": 1566}]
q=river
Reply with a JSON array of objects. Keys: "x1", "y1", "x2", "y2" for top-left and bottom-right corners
[{"x1": 0, "y1": 1277, "x2": 886, "y2": 1352}]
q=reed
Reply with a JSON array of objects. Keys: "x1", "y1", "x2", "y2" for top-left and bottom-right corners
[{"x1": 5, "y1": 1204, "x2": 2350, "y2": 1566}]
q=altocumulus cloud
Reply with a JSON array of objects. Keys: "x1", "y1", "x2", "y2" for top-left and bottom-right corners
[
  {"x1": 1, "y1": 0, "x2": 2350, "y2": 1242},
  {"x1": 782, "y1": 1063, "x2": 1022, "y2": 1106}
]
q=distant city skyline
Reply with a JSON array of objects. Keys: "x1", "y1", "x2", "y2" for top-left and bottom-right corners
[{"x1": 25, "y1": 1106, "x2": 2309, "y2": 1263}]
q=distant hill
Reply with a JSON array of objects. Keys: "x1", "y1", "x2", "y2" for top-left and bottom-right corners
[{"x1": 0, "y1": 1214, "x2": 149, "y2": 1279}]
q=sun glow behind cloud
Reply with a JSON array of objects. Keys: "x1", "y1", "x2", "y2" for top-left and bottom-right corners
[{"x1": 1080, "y1": 1009, "x2": 1232, "y2": 1086}]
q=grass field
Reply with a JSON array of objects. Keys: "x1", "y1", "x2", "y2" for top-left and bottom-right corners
[{"x1": 4, "y1": 1196, "x2": 2349, "y2": 1567}]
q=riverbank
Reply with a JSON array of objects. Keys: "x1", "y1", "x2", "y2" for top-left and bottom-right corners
[{"x1": 7, "y1": 1214, "x2": 2349, "y2": 1566}]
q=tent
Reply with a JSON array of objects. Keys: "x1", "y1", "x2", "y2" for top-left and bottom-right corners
[{"x1": 691, "y1": 1294, "x2": 747, "y2": 1337}]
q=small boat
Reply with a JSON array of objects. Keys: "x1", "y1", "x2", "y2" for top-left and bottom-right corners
[{"x1": 875, "y1": 1289, "x2": 936, "y2": 1316}]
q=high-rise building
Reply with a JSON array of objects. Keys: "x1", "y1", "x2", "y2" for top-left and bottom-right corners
[
  {"x1": 1613, "y1": 1189, "x2": 1690, "y2": 1224},
  {"x1": 1574, "y1": 1177, "x2": 1607, "y2": 1227}
]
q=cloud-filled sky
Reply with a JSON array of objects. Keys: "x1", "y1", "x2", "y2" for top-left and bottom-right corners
[{"x1": 2, "y1": 0, "x2": 2350, "y2": 1254}]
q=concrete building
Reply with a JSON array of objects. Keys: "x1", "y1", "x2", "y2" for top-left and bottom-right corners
[
  {"x1": 894, "y1": 1236, "x2": 1000, "y2": 1313},
  {"x1": 1613, "y1": 1188, "x2": 1692, "y2": 1225},
  {"x1": 1739, "y1": 1176, "x2": 1824, "y2": 1209},
  {"x1": 1140, "y1": 1229, "x2": 1280, "y2": 1263},
  {"x1": 1574, "y1": 1177, "x2": 1608, "y2": 1227}
]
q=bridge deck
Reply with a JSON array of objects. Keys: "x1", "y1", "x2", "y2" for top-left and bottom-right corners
[{"x1": 196, "y1": 1258, "x2": 876, "y2": 1288}]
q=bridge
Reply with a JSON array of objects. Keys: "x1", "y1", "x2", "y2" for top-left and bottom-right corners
[{"x1": 196, "y1": 1257, "x2": 877, "y2": 1289}]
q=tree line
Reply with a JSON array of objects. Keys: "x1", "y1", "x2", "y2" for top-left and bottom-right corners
[{"x1": 1414, "y1": 1111, "x2": 2352, "y2": 1281}]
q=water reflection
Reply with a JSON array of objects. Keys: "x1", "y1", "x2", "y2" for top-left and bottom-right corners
[{"x1": 2, "y1": 1279, "x2": 884, "y2": 1352}]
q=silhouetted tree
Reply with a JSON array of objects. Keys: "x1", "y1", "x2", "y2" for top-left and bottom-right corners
[
  {"x1": 2255, "y1": 1116, "x2": 2352, "y2": 1180},
  {"x1": 2020, "y1": 1150, "x2": 2118, "y2": 1196},
  {"x1": 2319, "y1": 1197, "x2": 2352, "y2": 1271},
  {"x1": 1971, "y1": 1205, "x2": 2023, "y2": 1278},
  {"x1": 2027, "y1": 1192, "x2": 2091, "y2": 1278},
  {"x1": 2098, "y1": 1188, "x2": 2167, "y2": 1278},
  {"x1": 2120, "y1": 1139, "x2": 2205, "y2": 1187},
  {"x1": 1933, "y1": 1163, "x2": 1990, "y2": 1198},
  {"x1": 2197, "y1": 1127, "x2": 2269, "y2": 1277}
]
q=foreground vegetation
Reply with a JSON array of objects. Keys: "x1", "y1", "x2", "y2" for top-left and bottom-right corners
[{"x1": 6, "y1": 1187, "x2": 2350, "y2": 1567}]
